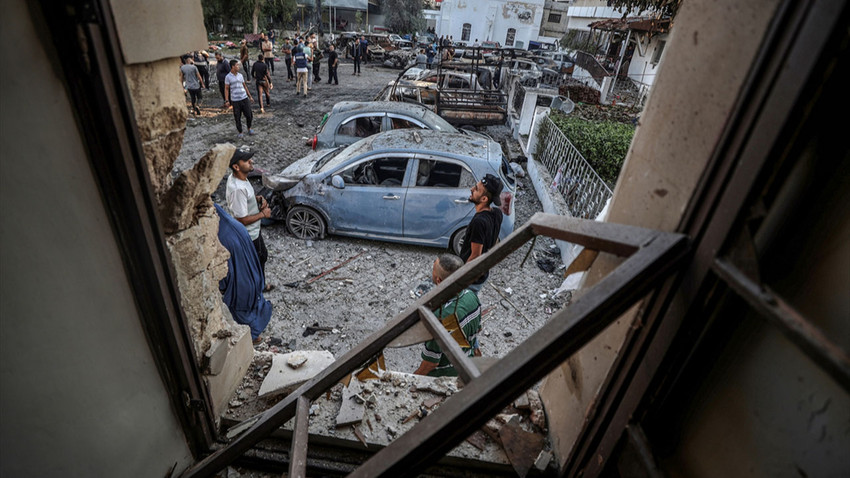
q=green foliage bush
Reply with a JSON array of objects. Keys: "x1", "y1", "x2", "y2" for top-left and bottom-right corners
[{"x1": 548, "y1": 111, "x2": 635, "y2": 185}]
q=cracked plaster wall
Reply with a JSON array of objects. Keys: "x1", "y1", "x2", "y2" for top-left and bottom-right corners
[
  {"x1": 539, "y1": 0, "x2": 784, "y2": 473},
  {"x1": 113, "y1": 0, "x2": 252, "y2": 417}
]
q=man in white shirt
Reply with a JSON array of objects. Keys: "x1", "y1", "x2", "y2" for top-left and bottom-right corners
[
  {"x1": 224, "y1": 60, "x2": 255, "y2": 138},
  {"x1": 226, "y1": 148, "x2": 274, "y2": 291}
]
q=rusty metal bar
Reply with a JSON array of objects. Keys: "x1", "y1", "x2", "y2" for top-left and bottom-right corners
[
  {"x1": 288, "y1": 396, "x2": 310, "y2": 478},
  {"x1": 418, "y1": 306, "x2": 480, "y2": 383},
  {"x1": 349, "y1": 231, "x2": 688, "y2": 477},
  {"x1": 713, "y1": 257, "x2": 850, "y2": 390}
]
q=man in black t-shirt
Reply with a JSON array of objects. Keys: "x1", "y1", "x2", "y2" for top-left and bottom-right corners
[
  {"x1": 459, "y1": 173, "x2": 503, "y2": 293},
  {"x1": 251, "y1": 54, "x2": 272, "y2": 113},
  {"x1": 327, "y1": 45, "x2": 339, "y2": 85}
]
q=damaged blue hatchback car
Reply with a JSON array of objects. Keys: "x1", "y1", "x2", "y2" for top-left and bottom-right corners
[{"x1": 262, "y1": 129, "x2": 516, "y2": 254}]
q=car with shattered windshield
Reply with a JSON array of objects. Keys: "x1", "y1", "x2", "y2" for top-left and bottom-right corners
[
  {"x1": 262, "y1": 129, "x2": 516, "y2": 254},
  {"x1": 308, "y1": 101, "x2": 487, "y2": 150}
]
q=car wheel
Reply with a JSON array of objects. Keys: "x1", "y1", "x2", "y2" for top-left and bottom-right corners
[
  {"x1": 450, "y1": 226, "x2": 467, "y2": 255},
  {"x1": 286, "y1": 206, "x2": 326, "y2": 240}
]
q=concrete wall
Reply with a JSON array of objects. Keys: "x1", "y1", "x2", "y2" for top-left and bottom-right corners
[
  {"x1": 438, "y1": 0, "x2": 545, "y2": 47},
  {"x1": 539, "y1": 0, "x2": 569, "y2": 38},
  {"x1": 539, "y1": 0, "x2": 783, "y2": 473},
  {"x1": 112, "y1": 0, "x2": 255, "y2": 419},
  {"x1": 626, "y1": 32, "x2": 669, "y2": 90},
  {"x1": 0, "y1": 0, "x2": 194, "y2": 475}
]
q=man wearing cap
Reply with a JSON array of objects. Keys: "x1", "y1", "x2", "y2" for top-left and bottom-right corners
[
  {"x1": 459, "y1": 173, "x2": 504, "y2": 292},
  {"x1": 226, "y1": 149, "x2": 274, "y2": 292}
]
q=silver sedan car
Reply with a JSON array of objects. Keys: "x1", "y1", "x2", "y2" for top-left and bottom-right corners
[
  {"x1": 309, "y1": 101, "x2": 472, "y2": 151},
  {"x1": 264, "y1": 129, "x2": 516, "y2": 254}
]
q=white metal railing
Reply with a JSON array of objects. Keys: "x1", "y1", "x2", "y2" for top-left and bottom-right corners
[{"x1": 536, "y1": 115, "x2": 614, "y2": 219}]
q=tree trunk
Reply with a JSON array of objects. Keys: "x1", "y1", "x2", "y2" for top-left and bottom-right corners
[{"x1": 252, "y1": 0, "x2": 263, "y2": 34}]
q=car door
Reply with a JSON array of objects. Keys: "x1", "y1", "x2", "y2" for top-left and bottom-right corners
[
  {"x1": 324, "y1": 154, "x2": 413, "y2": 237},
  {"x1": 386, "y1": 113, "x2": 428, "y2": 132},
  {"x1": 334, "y1": 113, "x2": 386, "y2": 146},
  {"x1": 403, "y1": 157, "x2": 477, "y2": 241}
]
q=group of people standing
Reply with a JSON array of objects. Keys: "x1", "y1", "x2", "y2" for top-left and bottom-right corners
[{"x1": 179, "y1": 31, "x2": 351, "y2": 136}]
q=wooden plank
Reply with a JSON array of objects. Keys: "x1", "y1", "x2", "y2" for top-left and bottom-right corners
[
  {"x1": 418, "y1": 306, "x2": 480, "y2": 384},
  {"x1": 348, "y1": 231, "x2": 688, "y2": 478},
  {"x1": 564, "y1": 248, "x2": 599, "y2": 277},
  {"x1": 288, "y1": 396, "x2": 310, "y2": 478},
  {"x1": 529, "y1": 214, "x2": 649, "y2": 257}
]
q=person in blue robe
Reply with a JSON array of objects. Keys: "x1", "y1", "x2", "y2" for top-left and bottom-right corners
[{"x1": 215, "y1": 203, "x2": 272, "y2": 343}]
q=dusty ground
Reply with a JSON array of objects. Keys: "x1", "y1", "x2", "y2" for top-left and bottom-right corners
[{"x1": 177, "y1": 56, "x2": 570, "y2": 374}]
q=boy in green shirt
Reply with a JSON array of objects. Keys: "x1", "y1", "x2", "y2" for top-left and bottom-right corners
[{"x1": 414, "y1": 254, "x2": 482, "y2": 377}]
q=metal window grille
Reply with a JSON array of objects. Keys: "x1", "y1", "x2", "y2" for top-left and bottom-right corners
[{"x1": 536, "y1": 116, "x2": 614, "y2": 220}]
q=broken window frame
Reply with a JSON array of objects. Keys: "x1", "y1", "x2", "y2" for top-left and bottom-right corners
[
  {"x1": 35, "y1": 0, "x2": 215, "y2": 455},
  {"x1": 559, "y1": 1, "x2": 850, "y2": 475},
  {"x1": 181, "y1": 213, "x2": 689, "y2": 477}
]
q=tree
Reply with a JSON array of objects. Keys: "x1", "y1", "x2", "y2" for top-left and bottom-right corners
[
  {"x1": 201, "y1": 0, "x2": 297, "y2": 34},
  {"x1": 381, "y1": 0, "x2": 426, "y2": 34}
]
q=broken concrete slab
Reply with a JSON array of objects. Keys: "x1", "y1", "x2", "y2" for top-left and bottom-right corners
[
  {"x1": 205, "y1": 324, "x2": 253, "y2": 418},
  {"x1": 258, "y1": 350, "x2": 335, "y2": 397},
  {"x1": 335, "y1": 378, "x2": 365, "y2": 427},
  {"x1": 499, "y1": 416, "x2": 545, "y2": 478},
  {"x1": 204, "y1": 337, "x2": 229, "y2": 376}
]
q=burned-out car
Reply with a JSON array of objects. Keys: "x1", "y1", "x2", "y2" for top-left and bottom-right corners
[
  {"x1": 262, "y1": 129, "x2": 516, "y2": 253},
  {"x1": 308, "y1": 101, "x2": 488, "y2": 150}
]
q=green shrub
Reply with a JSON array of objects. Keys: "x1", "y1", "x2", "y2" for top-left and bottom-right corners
[{"x1": 548, "y1": 111, "x2": 635, "y2": 185}]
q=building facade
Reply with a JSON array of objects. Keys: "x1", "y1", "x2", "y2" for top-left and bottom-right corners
[
  {"x1": 437, "y1": 0, "x2": 545, "y2": 48},
  {"x1": 538, "y1": 0, "x2": 570, "y2": 41}
]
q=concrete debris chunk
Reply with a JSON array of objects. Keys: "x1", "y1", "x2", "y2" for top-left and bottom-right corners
[
  {"x1": 513, "y1": 391, "x2": 530, "y2": 410},
  {"x1": 287, "y1": 352, "x2": 309, "y2": 369},
  {"x1": 336, "y1": 379, "x2": 365, "y2": 427},
  {"x1": 258, "y1": 350, "x2": 335, "y2": 397},
  {"x1": 534, "y1": 450, "x2": 553, "y2": 472},
  {"x1": 527, "y1": 390, "x2": 546, "y2": 430}
]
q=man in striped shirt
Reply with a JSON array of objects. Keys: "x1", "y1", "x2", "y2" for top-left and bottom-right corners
[
  {"x1": 414, "y1": 254, "x2": 482, "y2": 377},
  {"x1": 224, "y1": 60, "x2": 255, "y2": 138}
]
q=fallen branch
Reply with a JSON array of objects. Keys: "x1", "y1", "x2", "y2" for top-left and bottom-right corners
[{"x1": 307, "y1": 252, "x2": 363, "y2": 284}]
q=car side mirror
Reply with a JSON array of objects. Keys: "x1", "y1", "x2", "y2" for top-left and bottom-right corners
[{"x1": 331, "y1": 175, "x2": 345, "y2": 189}]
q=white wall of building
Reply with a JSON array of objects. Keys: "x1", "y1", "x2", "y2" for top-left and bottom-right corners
[
  {"x1": 438, "y1": 0, "x2": 545, "y2": 48},
  {"x1": 625, "y1": 31, "x2": 670, "y2": 91}
]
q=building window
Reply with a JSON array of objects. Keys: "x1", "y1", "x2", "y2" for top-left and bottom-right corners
[
  {"x1": 462, "y1": 23, "x2": 471, "y2": 41},
  {"x1": 651, "y1": 40, "x2": 666, "y2": 64},
  {"x1": 548, "y1": 13, "x2": 562, "y2": 23},
  {"x1": 505, "y1": 28, "x2": 516, "y2": 47}
]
